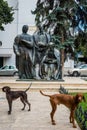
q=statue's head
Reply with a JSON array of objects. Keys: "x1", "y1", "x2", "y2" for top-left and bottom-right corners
[{"x1": 22, "y1": 25, "x2": 28, "y2": 33}]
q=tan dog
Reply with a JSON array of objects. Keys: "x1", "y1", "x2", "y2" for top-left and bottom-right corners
[{"x1": 40, "y1": 90, "x2": 85, "y2": 128}]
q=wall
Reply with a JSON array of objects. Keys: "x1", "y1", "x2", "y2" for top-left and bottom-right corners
[
  {"x1": 18, "y1": 0, "x2": 37, "y2": 34},
  {"x1": 0, "y1": 0, "x2": 37, "y2": 66},
  {"x1": 0, "y1": 0, "x2": 18, "y2": 65}
]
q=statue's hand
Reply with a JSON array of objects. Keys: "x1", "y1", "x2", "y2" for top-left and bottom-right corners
[{"x1": 16, "y1": 51, "x2": 20, "y2": 56}]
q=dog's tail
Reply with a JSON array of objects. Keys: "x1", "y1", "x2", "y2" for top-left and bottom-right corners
[
  {"x1": 40, "y1": 90, "x2": 51, "y2": 98},
  {"x1": 25, "y1": 83, "x2": 32, "y2": 92}
]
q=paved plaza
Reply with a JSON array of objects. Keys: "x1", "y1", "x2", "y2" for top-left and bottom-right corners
[{"x1": 0, "y1": 90, "x2": 80, "y2": 130}]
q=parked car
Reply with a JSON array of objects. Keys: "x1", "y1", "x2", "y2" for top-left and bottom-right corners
[
  {"x1": 68, "y1": 64, "x2": 87, "y2": 76},
  {"x1": 0, "y1": 65, "x2": 18, "y2": 76}
]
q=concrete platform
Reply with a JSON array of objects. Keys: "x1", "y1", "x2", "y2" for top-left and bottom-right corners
[
  {"x1": 0, "y1": 76, "x2": 87, "y2": 92},
  {"x1": 0, "y1": 91, "x2": 80, "y2": 130},
  {"x1": 0, "y1": 76, "x2": 85, "y2": 130}
]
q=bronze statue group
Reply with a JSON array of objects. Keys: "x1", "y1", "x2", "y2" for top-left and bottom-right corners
[{"x1": 13, "y1": 25, "x2": 61, "y2": 80}]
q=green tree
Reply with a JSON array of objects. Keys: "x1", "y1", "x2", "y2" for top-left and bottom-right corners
[
  {"x1": 32, "y1": 0, "x2": 77, "y2": 46},
  {"x1": 0, "y1": 0, "x2": 14, "y2": 30},
  {"x1": 73, "y1": 0, "x2": 87, "y2": 61},
  {"x1": 32, "y1": 0, "x2": 87, "y2": 77},
  {"x1": 74, "y1": 32, "x2": 87, "y2": 60},
  {"x1": 32, "y1": 0, "x2": 77, "y2": 76}
]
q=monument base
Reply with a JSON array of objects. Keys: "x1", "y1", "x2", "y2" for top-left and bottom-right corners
[{"x1": 16, "y1": 78, "x2": 64, "y2": 82}]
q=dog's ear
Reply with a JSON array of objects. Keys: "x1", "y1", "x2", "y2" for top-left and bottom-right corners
[
  {"x1": 75, "y1": 94, "x2": 83, "y2": 103},
  {"x1": 2, "y1": 87, "x2": 6, "y2": 92},
  {"x1": 2, "y1": 86, "x2": 10, "y2": 93}
]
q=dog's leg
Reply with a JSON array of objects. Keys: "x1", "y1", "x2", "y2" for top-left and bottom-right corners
[
  {"x1": 24, "y1": 99, "x2": 31, "y2": 111},
  {"x1": 71, "y1": 110, "x2": 77, "y2": 128},
  {"x1": 20, "y1": 97, "x2": 26, "y2": 110},
  {"x1": 7, "y1": 100, "x2": 12, "y2": 115},
  {"x1": 70, "y1": 111, "x2": 72, "y2": 123},
  {"x1": 50, "y1": 99, "x2": 57, "y2": 125}
]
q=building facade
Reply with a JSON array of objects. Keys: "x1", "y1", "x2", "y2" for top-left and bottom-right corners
[
  {"x1": 0, "y1": 0, "x2": 74, "y2": 70},
  {"x1": 0, "y1": 0, "x2": 37, "y2": 67}
]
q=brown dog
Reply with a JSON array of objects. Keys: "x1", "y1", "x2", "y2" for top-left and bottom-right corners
[
  {"x1": 2, "y1": 83, "x2": 32, "y2": 114},
  {"x1": 40, "y1": 90, "x2": 85, "y2": 128}
]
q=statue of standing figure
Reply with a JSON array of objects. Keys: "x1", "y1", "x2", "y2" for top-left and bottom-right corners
[
  {"x1": 13, "y1": 25, "x2": 34, "y2": 79},
  {"x1": 33, "y1": 25, "x2": 51, "y2": 79},
  {"x1": 13, "y1": 25, "x2": 61, "y2": 80}
]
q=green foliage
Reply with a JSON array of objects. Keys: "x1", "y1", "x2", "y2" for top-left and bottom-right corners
[
  {"x1": 32, "y1": 0, "x2": 87, "y2": 59},
  {"x1": 75, "y1": 93, "x2": 87, "y2": 130},
  {"x1": 31, "y1": 0, "x2": 77, "y2": 54},
  {"x1": 0, "y1": 0, "x2": 14, "y2": 30},
  {"x1": 71, "y1": 93, "x2": 87, "y2": 128},
  {"x1": 74, "y1": 32, "x2": 87, "y2": 58}
]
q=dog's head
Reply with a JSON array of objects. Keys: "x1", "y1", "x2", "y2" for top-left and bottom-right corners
[
  {"x1": 2, "y1": 86, "x2": 11, "y2": 93},
  {"x1": 75, "y1": 93, "x2": 86, "y2": 104}
]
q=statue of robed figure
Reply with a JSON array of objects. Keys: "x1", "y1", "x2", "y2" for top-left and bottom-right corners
[{"x1": 13, "y1": 25, "x2": 34, "y2": 79}]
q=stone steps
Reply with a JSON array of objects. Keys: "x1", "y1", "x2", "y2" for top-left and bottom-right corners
[{"x1": 0, "y1": 80, "x2": 87, "y2": 92}]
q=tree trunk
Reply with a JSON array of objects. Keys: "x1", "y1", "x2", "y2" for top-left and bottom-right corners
[{"x1": 61, "y1": 31, "x2": 65, "y2": 78}]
